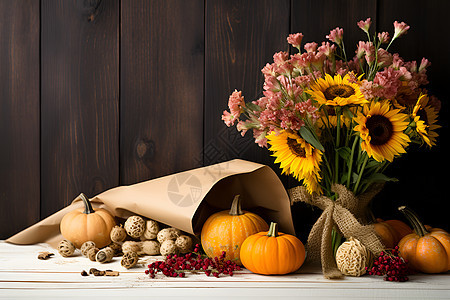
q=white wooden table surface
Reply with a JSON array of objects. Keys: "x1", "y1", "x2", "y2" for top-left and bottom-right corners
[{"x1": 0, "y1": 241, "x2": 449, "y2": 299}]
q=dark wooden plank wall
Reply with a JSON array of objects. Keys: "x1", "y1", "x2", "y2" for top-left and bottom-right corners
[{"x1": 1, "y1": 0, "x2": 448, "y2": 238}]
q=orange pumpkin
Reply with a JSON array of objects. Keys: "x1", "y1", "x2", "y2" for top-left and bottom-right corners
[
  {"x1": 60, "y1": 193, "x2": 116, "y2": 249},
  {"x1": 374, "y1": 218, "x2": 412, "y2": 248},
  {"x1": 201, "y1": 195, "x2": 268, "y2": 265},
  {"x1": 240, "y1": 222, "x2": 305, "y2": 275},
  {"x1": 398, "y1": 206, "x2": 450, "y2": 273}
]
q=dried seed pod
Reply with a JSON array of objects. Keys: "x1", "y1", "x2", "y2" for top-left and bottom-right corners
[
  {"x1": 175, "y1": 235, "x2": 193, "y2": 254},
  {"x1": 110, "y1": 225, "x2": 127, "y2": 243},
  {"x1": 122, "y1": 241, "x2": 142, "y2": 254},
  {"x1": 96, "y1": 247, "x2": 114, "y2": 263},
  {"x1": 124, "y1": 216, "x2": 146, "y2": 239},
  {"x1": 142, "y1": 219, "x2": 160, "y2": 240},
  {"x1": 336, "y1": 237, "x2": 371, "y2": 277},
  {"x1": 58, "y1": 239, "x2": 75, "y2": 257},
  {"x1": 87, "y1": 247, "x2": 99, "y2": 261},
  {"x1": 81, "y1": 241, "x2": 96, "y2": 257},
  {"x1": 121, "y1": 251, "x2": 138, "y2": 269},
  {"x1": 108, "y1": 242, "x2": 123, "y2": 256},
  {"x1": 157, "y1": 228, "x2": 180, "y2": 244},
  {"x1": 141, "y1": 240, "x2": 160, "y2": 255},
  {"x1": 160, "y1": 239, "x2": 178, "y2": 256}
]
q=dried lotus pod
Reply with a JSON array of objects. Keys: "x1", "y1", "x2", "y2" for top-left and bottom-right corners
[
  {"x1": 108, "y1": 242, "x2": 123, "y2": 256},
  {"x1": 160, "y1": 239, "x2": 178, "y2": 256},
  {"x1": 81, "y1": 241, "x2": 96, "y2": 257},
  {"x1": 175, "y1": 235, "x2": 193, "y2": 253},
  {"x1": 124, "y1": 216, "x2": 146, "y2": 238},
  {"x1": 110, "y1": 225, "x2": 127, "y2": 243},
  {"x1": 58, "y1": 239, "x2": 75, "y2": 257},
  {"x1": 96, "y1": 247, "x2": 114, "y2": 263},
  {"x1": 336, "y1": 237, "x2": 371, "y2": 277},
  {"x1": 157, "y1": 228, "x2": 180, "y2": 244},
  {"x1": 86, "y1": 247, "x2": 99, "y2": 261},
  {"x1": 141, "y1": 240, "x2": 160, "y2": 255},
  {"x1": 142, "y1": 219, "x2": 160, "y2": 240},
  {"x1": 121, "y1": 251, "x2": 138, "y2": 269},
  {"x1": 122, "y1": 241, "x2": 142, "y2": 254}
]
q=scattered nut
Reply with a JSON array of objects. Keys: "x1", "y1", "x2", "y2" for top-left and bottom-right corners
[
  {"x1": 81, "y1": 241, "x2": 96, "y2": 257},
  {"x1": 86, "y1": 247, "x2": 99, "y2": 261},
  {"x1": 108, "y1": 242, "x2": 123, "y2": 256},
  {"x1": 105, "y1": 270, "x2": 119, "y2": 276},
  {"x1": 160, "y1": 239, "x2": 178, "y2": 256},
  {"x1": 110, "y1": 225, "x2": 127, "y2": 243},
  {"x1": 81, "y1": 270, "x2": 89, "y2": 276},
  {"x1": 142, "y1": 219, "x2": 160, "y2": 240},
  {"x1": 37, "y1": 251, "x2": 54, "y2": 260},
  {"x1": 157, "y1": 228, "x2": 180, "y2": 244},
  {"x1": 122, "y1": 241, "x2": 142, "y2": 254},
  {"x1": 121, "y1": 251, "x2": 138, "y2": 269},
  {"x1": 141, "y1": 240, "x2": 160, "y2": 255},
  {"x1": 96, "y1": 247, "x2": 114, "y2": 263},
  {"x1": 175, "y1": 235, "x2": 193, "y2": 253},
  {"x1": 58, "y1": 239, "x2": 75, "y2": 257},
  {"x1": 336, "y1": 237, "x2": 372, "y2": 277},
  {"x1": 124, "y1": 216, "x2": 146, "y2": 239}
]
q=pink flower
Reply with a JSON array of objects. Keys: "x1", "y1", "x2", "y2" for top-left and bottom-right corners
[
  {"x1": 378, "y1": 32, "x2": 390, "y2": 44},
  {"x1": 304, "y1": 42, "x2": 318, "y2": 53},
  {"x1": 253, "y1": 129, "x2": 268, "y2": 148},
  {"x1": 373, "y1": 67, "x2": 402, "y2": 99},
  {"x1": 326, "y1": 27, "x2": 344, "y2": 45},
  {"x1": 377, "y1": 48, "x2": 393, "y2": 68},
  {"x1": 287, "y1": 33, "x2": 304, "y2": 48},
  {"x1": 261, "y1": 63, "x2": 277, "y2": 77},
  {"x1": 419, "y1": 58, "x2": 431, "y2": 72},
  {"x1": 393, "y1": 21, "x2": 410, "y2": 39},
  {"x1": 273, "y1": 51, "x2": 289, "y2": 66},
  {"x1": 228, "y1": 89, "x2": 245, "y2": 117},
  {"x1": 263, "y1": 75, "x2": 281, "y2": 92},
  {"x1": 356, "y1": 41, "x2": 367, "y2": 59},
  {"x1": 318, "y1": 42, "x2": 336, "y2": 57},
  {"x1": 357, "y1": 41, "x2": 375, "y2": 65},
  {"x1": 357, "y1": 18, "x2": 372, "y2": 33},
  {"x1": 222, "y1": 110, "x2": 236, "y2": 127}
]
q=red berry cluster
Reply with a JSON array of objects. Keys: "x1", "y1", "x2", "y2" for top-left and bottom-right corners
[
  {"x1": 145, "y1": 244, "x2": 241, "y2": 278},
  {"x1": 366, "y1": 246, "x2": 409, "y2": 282}
]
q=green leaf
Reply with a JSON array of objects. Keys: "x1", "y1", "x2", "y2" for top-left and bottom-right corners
[
  {"x1": 299, "y1": 126, "x2": 324, "y2": 151},
  {"x1": 336, "y1": 147, "x2": 351, "y2": 161},
  {"x1": 245, "y1": 102, "x2": 262, "y2": 112},
  {"x1": 342, "y1": 106, "x2": 355, "y2": 120},
  {"x1": 363, "y1": 173, "x2": 398, "y2": 184}
]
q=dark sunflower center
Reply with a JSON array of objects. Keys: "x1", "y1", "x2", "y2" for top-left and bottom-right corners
[
  {"x1": 287, "y1": 138, "x2": 306, "y2": 157},
  {"x1": 417, "y1": 109, "x2": 428, "y2": 125},
  {"x1": 323, "y1": 84, "x2": 355, "y2": 100},
  {"x1": 366, "y1": 115, "x2": 393, "y2": 145}
]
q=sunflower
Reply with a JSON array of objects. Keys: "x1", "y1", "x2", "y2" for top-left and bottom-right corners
[
  {"x1": 354, "y1": 101, "x2": 410, "y2": 162},
  {"x1": 307, "y1": 73, "x2": 368, "y2": 106},
  {"x1": 266, "y1": 130, "x2": 322, "y2": 194},
  {"x1": 411, "y1": 94, "x2": 440, "y2": 147}
]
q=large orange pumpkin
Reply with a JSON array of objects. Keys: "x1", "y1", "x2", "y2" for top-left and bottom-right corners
[
  {"x1": 200, "y1": 195, "x2": 268, "y2": 265},
  {"x1": 398, "y1": 206, "x2": 450, "y2": 273},
  {"x1": 240, "y1": 222, "x2": 305, "y2": 275},
  {"x1": 374, "y1": 218, "x2": 412, "y2": 248},
  {"x1": 60, "y1": 193, "x2": 116, "y2": 249}
]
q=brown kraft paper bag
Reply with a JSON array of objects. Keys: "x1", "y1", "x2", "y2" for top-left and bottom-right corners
[{"x1": 7, "y1": 159, "x2": 295, "y2": 248}]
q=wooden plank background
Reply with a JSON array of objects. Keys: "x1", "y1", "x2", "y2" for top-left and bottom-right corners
[{"x1": 0, "y1": 0, "x2": 448, "y2": 238}]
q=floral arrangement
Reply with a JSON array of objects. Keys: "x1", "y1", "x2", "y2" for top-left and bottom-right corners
[{"x1": 222, "y1": 18, "x2": 441, "y2": 198}]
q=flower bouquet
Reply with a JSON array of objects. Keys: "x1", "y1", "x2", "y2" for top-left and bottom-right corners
[{"x1": 222, "y1": 19, "x2": 441, "y2": 278}]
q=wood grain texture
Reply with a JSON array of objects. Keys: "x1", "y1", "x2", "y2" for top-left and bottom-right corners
[
  {"x1": 372, "y1": 0, "x2": 449, "y2": 231},
  {"x1": 120, "y1": 0, "x2": 204, "y2": 185},
  {"x1": 0, "y1": 0, "x2": 40, "y2": 238},
  {"x1": 204, "y1": 0, "x2": 290, "y2": 167},
  {"x1": 40, "y1": 0, "x2": 119, "y2": 218}
]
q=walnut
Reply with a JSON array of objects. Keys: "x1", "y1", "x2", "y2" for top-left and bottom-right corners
[
  {"x1": 96, "y1": 247, "x2": 114, "y2": 263},
  {"x1": 336, "y1": 237, "x2": 372, "y2": 276},
  {"x1": 110, "y1": 225, "x2": 127, "y2": 243},
  {"x1": 86, "y1": 247, "x2": 99, "y2": 261},
  {"x1": 58, "y1": 239, "x2": 75, "y2": 257},
  {"x1": 142, "y1": 219, "x2": 160, "y2": 240},
  {"x1": 121, "y1": 251, "x2": 138, "y2": 269},
  {"x1": 175, "y1": 235, "x2": 193, "y2": 253},
  {"x1": 160, "y1": 239, "x2": 178, "y2": 256},
  {"x1": 122, "y1": 241, "x2": 142, "y2": 254},
  {"x1": 141, "y1": 240, "x2": 160, "y2": 255},
  {"x1": 124, "y1": 216, "x2": 146, "y2": 238},
  {"x1": 81, "y1": 241, "x2": 96, "y2": 257},
  {"x1": 157, "y1": 228, "x2": 180, "y2": 244}
]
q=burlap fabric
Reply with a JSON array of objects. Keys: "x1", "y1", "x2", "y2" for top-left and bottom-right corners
[{"x1": 289, "y1": 183, "x2": 385, "y2": 279}]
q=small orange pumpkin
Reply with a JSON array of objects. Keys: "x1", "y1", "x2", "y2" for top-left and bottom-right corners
[
  {"x1": 240, "y1": 222, "x2": 305, "y2": 275},
  {"x1": 201, "y1": 195, "x2": 268, "y2": 265},
  {"x1": 398, "y1": 206, "x2": 450, "y2": 273},
  {"x1": 60, "y1": 193, "x2": 116, "y2": 249},
  {"x1": 374, "y1": 218, "x2": 412, "y2": 248}
]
